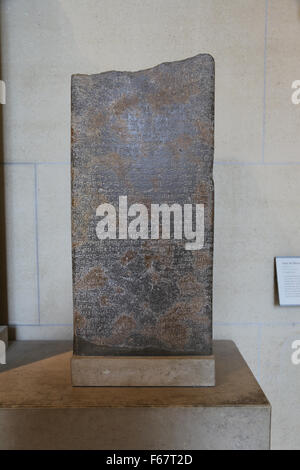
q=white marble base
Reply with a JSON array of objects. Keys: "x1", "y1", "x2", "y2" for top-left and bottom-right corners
[{"x1": 71, "y1": 354, "x2": 215, "y2": 387}]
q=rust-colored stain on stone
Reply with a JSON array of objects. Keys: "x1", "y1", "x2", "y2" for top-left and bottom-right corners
[
  {"x1": 71, "y1": 54, "x2": 215, "y2": 356},
  {"x1": 75, "y1": 266, "x2": 107, "y2": 290},
  {"x1": 121, "y1": 250, "x2": 135, "y2": 265}
]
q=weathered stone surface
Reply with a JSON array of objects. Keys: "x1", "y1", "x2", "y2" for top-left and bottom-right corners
[{"x1": 71, "y1": 54, "x2": 215, "y2": 356}]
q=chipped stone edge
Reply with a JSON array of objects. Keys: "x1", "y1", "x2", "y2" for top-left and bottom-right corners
[
  {"x1": 71, "y1": 53, "x2": 215, "y2": 81},
  {"x1": 71, "y1": 354, "x2": 215, "y2": 387}
]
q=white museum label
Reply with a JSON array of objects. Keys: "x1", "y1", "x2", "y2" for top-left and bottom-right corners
[{"x1": 276, "y1": 257, "x2": 300, "y2": 306}]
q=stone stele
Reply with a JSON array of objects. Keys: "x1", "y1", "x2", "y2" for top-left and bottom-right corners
[{"x1": 71, "y1": 54, "x2": 215, "y2": 386}]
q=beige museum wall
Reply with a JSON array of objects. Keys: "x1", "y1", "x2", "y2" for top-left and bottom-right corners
[{"x1": 1, "y1": 0, "x2": 300, "y2": 449}]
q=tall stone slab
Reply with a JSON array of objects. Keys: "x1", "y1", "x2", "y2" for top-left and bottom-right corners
[{"x1": 71, "y1": 54, "x2": 215, "y2": 386}]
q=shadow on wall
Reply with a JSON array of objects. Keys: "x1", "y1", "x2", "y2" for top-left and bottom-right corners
[
  {"x1": 0, "y1": 340, "x2": 73, "y2": 373},
  {"x1": 296, "y1": 0, "x2": 300, "y2": 20},
  {"x1": 0, "y1": 15, "x2": 8, "y2": 326},
  {"x1": 0, "y1": 1, "x2": 78, "y2": 334}
]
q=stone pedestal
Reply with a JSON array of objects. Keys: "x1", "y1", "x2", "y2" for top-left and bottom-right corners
[
  {"x1": 0, "y1": 340, "x2": 271, "y2": 450},
  {"x1": 0, "y1": 325, "x2": 8, "y2": 364},
  {"x1": 72, "y1": 354, "x2": 215, "y2": 387}
]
